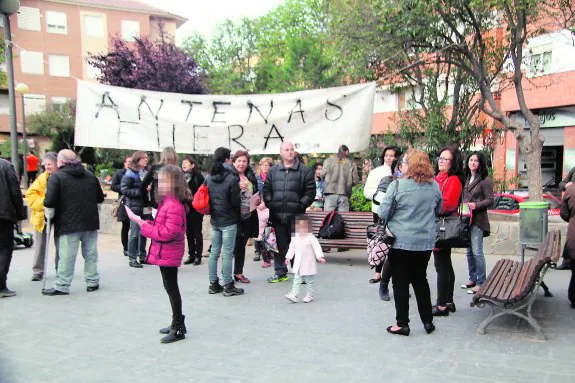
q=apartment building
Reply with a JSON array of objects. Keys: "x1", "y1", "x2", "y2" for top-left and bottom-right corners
[
  {"x1": 0, "y1": 0, "x2": 186, "y2": 145},
  {"x1": 371, "y1": 26, "x2": 575, "y2": 189}
]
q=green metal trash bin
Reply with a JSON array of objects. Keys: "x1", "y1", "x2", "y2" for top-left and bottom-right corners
[{"x1": 519, "y1": 201, "x2": 549, "y2": 262}]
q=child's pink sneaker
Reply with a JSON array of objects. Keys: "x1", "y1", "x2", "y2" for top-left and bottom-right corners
[
  {"x1": 261, "y1": 261, "x2": 271, "y2": 268},
  {"x1": 284, "y1": 292, "x2": 298, "y2": 303},
  {"x1": 303, "y1": 294, "x2": 314, "y2": 303}
]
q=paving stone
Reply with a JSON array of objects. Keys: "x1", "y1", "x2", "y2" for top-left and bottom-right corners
[{"x1": 1, "y1": 233, "x2": 574, "y2": 383}]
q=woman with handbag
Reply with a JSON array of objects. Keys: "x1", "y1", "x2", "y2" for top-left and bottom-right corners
[
  {"x1": 182, "y1": 156, "x2": 205, "y2": 266},
  {"x1": 231, "y1": 150, "x2": 260, "y2": 283},
  {"x1": 432, "y1": 146, "x2": 464, "y2": 317},
  {"x1": 378, "y1": 150, "x2": 443, "y2": 336},
  {"x1": 461, "y1": 152, "x2": 494, "y2": 294}
]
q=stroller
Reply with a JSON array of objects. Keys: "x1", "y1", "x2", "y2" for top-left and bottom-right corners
[{"x1": 13, "y1": 223, "x2": 34, "y2": 249}]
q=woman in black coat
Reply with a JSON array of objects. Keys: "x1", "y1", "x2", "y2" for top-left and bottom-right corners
[
  {"x1": 560, "y1": 185, "x2": 575, "y2": 308},
  {"x1": 111, "y1": 155, "x2": 131, "y2": 257},
  {"x1": 231, "y1": 150, "x2": 260, "y2": 284},
  {"x1": 182, "y1": 156, "x2": 205, "y2": 265}
]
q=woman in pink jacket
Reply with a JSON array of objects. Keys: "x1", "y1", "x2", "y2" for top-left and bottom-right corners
[{"x1": 136, "y1": 164, "x2": 189, "y2": 344}]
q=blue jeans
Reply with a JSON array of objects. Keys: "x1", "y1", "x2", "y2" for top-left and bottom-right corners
[
  {"x1": 128, "y1": 220, "x2": 147, "y2": 261},
  {"x1": 54, "y1": 231, "x2": 99, "y2": 292},
  {"x1": 209, "y1": 224, "x2": 237, "y2": 285},
  {"x1": 466, "y1": 225, "x2": 487, "y2": 286}
]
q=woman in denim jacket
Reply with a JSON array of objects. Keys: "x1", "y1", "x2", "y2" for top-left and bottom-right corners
[{"x1": 378, "y1": 150, "x2": 443, "y2": 336}]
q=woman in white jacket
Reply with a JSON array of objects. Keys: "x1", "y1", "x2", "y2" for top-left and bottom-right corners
[{"x1": 363, "y1": 145, "x2": 402, "y2": 288}]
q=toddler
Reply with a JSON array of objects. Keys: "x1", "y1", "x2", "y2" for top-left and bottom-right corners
[{"x1": 284, "y1": 215, "x2": 326, "y2": 303}]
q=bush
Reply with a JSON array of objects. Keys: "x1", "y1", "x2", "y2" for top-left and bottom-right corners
[{"x1": 350, "y1": 184, "x2": 371, "y2": 212}]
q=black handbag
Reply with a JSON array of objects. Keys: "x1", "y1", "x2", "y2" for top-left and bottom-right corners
[{"x1": 435, "y1": 181, "x2": 471, "y2": 248}]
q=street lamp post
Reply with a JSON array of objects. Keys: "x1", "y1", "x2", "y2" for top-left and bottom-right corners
[
  {"x1": 16, "y1": 83, "x2": 29, "y2": 186},
  {"x1": 0, "y1": 0, "x2": 21, "y2": 177}
]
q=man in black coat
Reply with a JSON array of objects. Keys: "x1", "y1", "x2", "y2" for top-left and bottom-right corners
[
  {"x1": 42, "y1": 150, "x2": 105, "y2": 296},
  {"x1": 558, "y1": 167, "x2": 575, "y2": 270},
  {"x1": 263, "y1": 141, "x2": 315, "y2": 283},
  {"x1": 0, "y1": 158, "x2": 27, "y2": 297}
]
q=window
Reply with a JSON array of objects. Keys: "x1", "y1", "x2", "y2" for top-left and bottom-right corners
[
  {"x1": 17, "y1": 6, "x2": 41, "y2": 31},
  {"x1": 0, "y1": 92, "x2": 9, "y2": 115},
  {"x1": 20, "y1": 51, "x2": 44, "y2": 75},
  {"x1": 48, "y1": 55, "x2": 70, "y2": 77},
  {"x1": 86, "y1": 63, "x2": 100, "y2": 79},
  {"x1": 51, "y1": 96, "x2": 71, "y2": 112},
  {"x1": 0, "y1": 17, "x2": 4, "y2": 28},
  {"x1": 121, "y1": 20, "x2": 140, "y2": 41},
  {"x1": 46, "y1": 11, "x2": 67, "y2": 34},
  {"x1": 23, "y1": 94, "x2": 46, "y2": 115},
  {"x1": 530, "y1": 51, "x2": 552, "y2": 75},
  {"x1": 84, "y1": 15, "x2": 104, "y2": 37}
]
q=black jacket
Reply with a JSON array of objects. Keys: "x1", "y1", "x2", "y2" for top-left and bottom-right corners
[
  {"x1": 142, "y1": 164, "x2": 162, "y2": 208},
  {"x1": 559, "y1": 167, "x2": 575, "y2": 192},
  {"x1": 121, "y1": 169, "x2": 146, "y2": 216},
  {"x1": 0, "y1": 158, "x2": 26, "y2": 224},
  {"x1": 111, "y1": 168, "x2": 128, "y2": 221},
  {"x1": 44, "y1": 162, "x2": 105, "y2": 236},
  {"x1": 263, "y1": 160, "x2": 315, "y2": 223},
  {"x1": 207, "y1": 164, "x2": 241, "y2": 227},
  {"x1": 185, "y1": 171, "x2": 205, "y2": 216}
]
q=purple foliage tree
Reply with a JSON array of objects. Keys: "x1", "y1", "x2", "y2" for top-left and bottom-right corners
[{"x1": 88, "y1": 26, "x2": 207, "y2": 94}]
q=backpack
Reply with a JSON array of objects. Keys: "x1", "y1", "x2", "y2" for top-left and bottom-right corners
[
  {"x1": 318, "y1": 211, "x2": 345, "y2": 239},
  {"x1": 192, "y1": 181, "x2": 210, "y2": 215}
]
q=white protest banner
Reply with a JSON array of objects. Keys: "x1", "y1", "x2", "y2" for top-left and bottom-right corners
[{"x1": 75, "y1": 80, "x2": 375, "y2": 154}]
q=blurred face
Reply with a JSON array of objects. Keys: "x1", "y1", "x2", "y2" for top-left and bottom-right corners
[
  {"x1": 468, "y1": 155, "x2": 480, "y2": 172},
  {"x1": 137, "y1": 154, "x2": 149, "y2": 169},
  {"x1": 234, "y1": 155, "x2": 249, "y2": 174},
  {"x1": 259, "y1": 162, "x2": 271, "y2": 175},
  {"x1": 438, "y1": 150, "x2": 453, "y2": 172},
  {"x1": 295, "y1": 219, "x2": 310, "y2": 234},
  {"x1": 182, "y1": 159, "x2": 194, "y2": 172},
  {"x1": 280, "y1": 143, "x2": 295, "y2": 162},
  {"x1": 43, "y1": 159, "x2": 57, "y2": 174},
  {"x1": 399, "y1": 157, "x2": 409, "y2": 176},
  {"x1": 384, "y1": 149, "x2": 396, "y2": 167},
  {"x1": 123, "y1": 158, "x2": 130, "y2": 169},
  {"x1": 315, "y1": 165, "x2": 323, "y2": 178},
  {"x1": 158, "y1": 172, "x2": 173, "y2": 197}
]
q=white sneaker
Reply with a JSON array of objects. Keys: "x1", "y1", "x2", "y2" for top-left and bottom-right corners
[
  {"x1": 284, "y1": 292, "x2": 298, "y2": 303},
  {"x1": 303, "y1": 294, "x2": 314, "y2": 303}
]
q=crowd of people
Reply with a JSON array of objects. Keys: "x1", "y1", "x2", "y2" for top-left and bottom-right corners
[{"x1": 1, "y1": 140, "x2": 575, "y2": 343}]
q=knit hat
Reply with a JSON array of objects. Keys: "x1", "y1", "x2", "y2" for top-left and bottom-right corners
[{"x1": 213, "y1": 147, "x2": 231, "y2": 163}]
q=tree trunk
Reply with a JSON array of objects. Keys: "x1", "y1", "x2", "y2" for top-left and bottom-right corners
[{"x1": 516, "y1": 119, "x2": 544, "y2": 201}]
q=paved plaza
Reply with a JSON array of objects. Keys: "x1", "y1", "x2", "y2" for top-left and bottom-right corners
[{"x1": 1, "y1": 232, "x2": 575, "y2": 383}]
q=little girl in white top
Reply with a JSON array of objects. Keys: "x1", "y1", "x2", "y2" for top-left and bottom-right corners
[{"x1": 284, "y1": 215, "x2": 326, "y2": 303}]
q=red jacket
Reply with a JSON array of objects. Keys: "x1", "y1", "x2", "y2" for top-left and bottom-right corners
[
  {"x1": 435, "y1": 172, "x2": 462, "y2": 216},
  {"x1": 141, "y1": 195, "x2": 187, "y2": 267}
]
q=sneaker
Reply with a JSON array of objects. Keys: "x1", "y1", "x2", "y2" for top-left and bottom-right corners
[
  {"x1": 223, "y1": 283, "x2": 244, "y2": 297},
  {"x1": 267, "y1": 274, "x2": 288, "y2": 283},
  {"x1": 303, "y1": 294, "x2": 314, "y2": 303},
  {"x1": 284, "y1": 292, "x2": 298, "y2": 303},
  {"x1": 129, "y1": 260, "x2": 143, "y2": 268},
  {"x1": 253, "y1": 253, "x2": 261, "y2": 261},
  {"x1": 31, "y1": 274, "x2": 43, "y2": 281},
  {"x1": 261, "y1": 261, "x2": 271, "y2": 268},
  {"x1": 0, "y1": 288, "x2": 17, "y2": 298},
  {"x1": 209, "y1": 280, "x2": 224, "y2": 294}
]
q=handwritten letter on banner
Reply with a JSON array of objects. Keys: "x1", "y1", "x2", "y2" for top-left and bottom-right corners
[{"x1": 74, "y1": 81, "x2": 376, "y2": 154}]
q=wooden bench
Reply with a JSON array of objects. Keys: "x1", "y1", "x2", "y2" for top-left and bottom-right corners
[
  {"x1": 470, "y1": 230, "x2": 562, "y2": 340},
  {"x1": 307, "y1": 211, "x2": 373, "y2": 250}
]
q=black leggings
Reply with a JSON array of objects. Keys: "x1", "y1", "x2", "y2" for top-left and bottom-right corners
[
  {"x1": 121, "y1": 221, "x2": 130, "y2": 252},
  {"x1": 160, "y1": 266, "x2": 182, "y2": 318},
  {"x1": 434, "y1": 248, "x2": 455, "y2": 306},
  {"x1": 186, "y1": 211, "x2": 203, "y2": 257},
  {"x1": 371, "y1": 213, "x2": 391, "y2": 284},
  {"x1": 234, "y1": 235, "x2": 249, "y2": 275}
]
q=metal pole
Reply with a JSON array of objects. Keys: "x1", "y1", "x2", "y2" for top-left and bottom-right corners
[
  {"x1": 2, "y1": 13, "x2": 20, "y2": 178},
  {"x1": 21, "y1": 95, "x2": 28, "y2": 186}
]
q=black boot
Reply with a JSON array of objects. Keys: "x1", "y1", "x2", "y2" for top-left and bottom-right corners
[
  {"x1": 193, "y1": 255, "x2": 202, "y2": 266},
  {"x1": 209, "y1": 279, "x2": 224, "y2": 294},
  {"x1": 223, "y1": 282, "x2": 244, "y2": 297},
  {"x1": 557, "y1": 258, "x2": 572, "y2": 270},
  {"x1": 379, "y1": 283, "x2": 390, "y2": 301},
  {"x1": 160, "y1": 315, "x2": 186, "y2": 343}
]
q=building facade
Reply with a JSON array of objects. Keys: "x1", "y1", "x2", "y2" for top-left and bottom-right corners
[{"x1": 0, "y1": 0, "x2": 185, "y2": 148}]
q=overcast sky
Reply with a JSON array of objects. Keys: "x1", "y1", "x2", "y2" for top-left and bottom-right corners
[{"x1": 141, "y1": 0, "x2": 285, "y2": 44}]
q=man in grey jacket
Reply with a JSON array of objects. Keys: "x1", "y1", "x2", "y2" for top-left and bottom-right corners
[
  {"x1": 321, "y1": 145, "x2": 358, "y2": 212},
  {"x1": 0, "y1": 158, "x2": 27, "y2": 297}
]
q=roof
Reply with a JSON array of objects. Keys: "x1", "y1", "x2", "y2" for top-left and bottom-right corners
[{"x1": 45, "y1": 0, "x2": 188, "y2": 27}]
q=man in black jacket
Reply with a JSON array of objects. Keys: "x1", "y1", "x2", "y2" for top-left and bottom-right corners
[
  {"x1": 42, "y1": 150, "x2": 105, "y2": 296},
  {"x1": 263, "y1": 141, "x2": 316, "y2": 283},
  {"x1": 0, "y1": 158, "x2": 27, "y2": 297}
]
